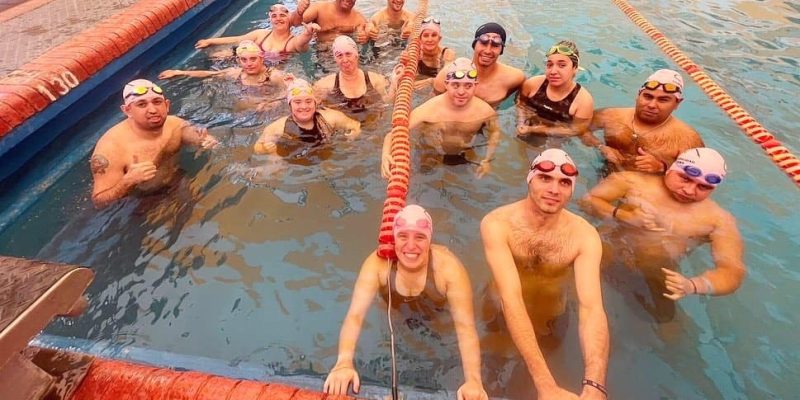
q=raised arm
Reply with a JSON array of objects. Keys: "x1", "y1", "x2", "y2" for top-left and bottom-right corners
[
  {"x1": 287, "y1": 23, "x2": 320, "y2": 53},
  {"x1": 573, "y1": 225, "x2": 609, "y2": 399},
  {"x1": 194, "y1": 30, "x2": 262, "y2": 49},
  {"x1": 290, "y1": 0, "x2": 312, "y2": 26},
  {"x1": 580, "y1": 172, "x2": 630, "y2": 220},
  {"x1": 444, "y1": 256, "x2": 488, "y2": 400},
  {"x1": 177, "y1": 118, "x2": 218, "y2": 149},
  {"x1": 323, "y1": 253, "x2": 383, "y2": 395},
  {"x1": 480, "y1": 214, "x2": 574, "y2": 398},
  {"x1": 158, "y1": 69, "x2": 227, "y2": 80}
]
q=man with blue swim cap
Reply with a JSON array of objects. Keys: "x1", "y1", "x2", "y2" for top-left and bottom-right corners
[
  {"x1": 582, "y1": 147, "x2": 747, "y2": 320},
  {"x1": 433, "y1": 22, "x2": 524, "y2": 108}
]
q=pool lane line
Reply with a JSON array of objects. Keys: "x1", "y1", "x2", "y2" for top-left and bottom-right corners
[
  {"x1": 378, "y1": 0, "x2": 430, "y2": 259},
  {"x1": 612, "y1": 0, "x2": 800, "y2": 188}
]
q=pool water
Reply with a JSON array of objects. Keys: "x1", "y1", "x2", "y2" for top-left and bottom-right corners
[{"x1": 1, "y1": 0, "x2": 799, "y2": 398}]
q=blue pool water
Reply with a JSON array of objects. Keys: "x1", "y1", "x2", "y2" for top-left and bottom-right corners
[{"x1": 1, "y1": 0, "x2": 798, "y2": 398}]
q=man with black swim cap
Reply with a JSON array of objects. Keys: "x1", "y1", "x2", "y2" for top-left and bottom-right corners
[{"x1": 433, "y1": 22, "x2": 524, "y2": 108}]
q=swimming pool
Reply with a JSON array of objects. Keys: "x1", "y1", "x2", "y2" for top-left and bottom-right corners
[{"x1": 1, "y1": 0, "x2": 799, "y2": 398}]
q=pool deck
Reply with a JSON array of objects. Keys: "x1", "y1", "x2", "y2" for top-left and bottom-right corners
[{"x1": 0, "y1": 1, "x2": 360, "y2": 398}]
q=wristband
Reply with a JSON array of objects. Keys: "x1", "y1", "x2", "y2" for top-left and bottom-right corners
[
  {"x1": 611, "y1": 205, "x2": 621, "y2": 219},
  {"x1": 582, "y1": 378, "x2": 608, "y2": 397},
  {"x1": 689, "y1": 278, "x2": 698, "y2": 294},
  {"x1": 700, "y1": 276, "x2": 714, "y2": 295}
]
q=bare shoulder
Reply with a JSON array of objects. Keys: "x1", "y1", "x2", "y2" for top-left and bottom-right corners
[
  {"x1": 500, "y1": 62, "x2": 525, "y2": 82},
  {"x1": 369, "y1": 9, "x2": 386, "y2": 22},
  {"x1": 565, "y1": 210, "x2": 600, "y2": 237},
  {"x1": 471, "y1": 97, "x2": 496, "y2": 117},
  {"x1": 481, "y1": 202, "x2": 517, "y2": 231},
  {"x1": 367, "y1": 70, "x2": 387, "y2": 84},
  {"x1": 314, "y1": 73, "x2": 336, "y2": 88},
  {"x1": 431, "y1": 244, "x2": 462, "y2": 266},
  {"x1": 96, "y1": 121, "x2": 128, "y2": 149}
]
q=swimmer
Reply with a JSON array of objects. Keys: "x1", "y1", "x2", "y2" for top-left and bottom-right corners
[
  {"x1": 382, "y1": 58, "x2": 500, "y2": 179},
  {"x1": 194, "y1": 4, "x2": 319, "y2": 62},
  {"x1": 481, "y1": 149, "x2": 609, "y2": 399},
  {"x1": 433, "y1": 22, "x2": 524, "y2": 108},
  {"x1": 516, "y1": 40, "x2": 595, "y2": 139},
  {"x1": 365, "y1": 0, "x2": 414, "y2": 41},
  {"x1": 324, "y1": 205, "x2": 488, "y2": 400},
  {"x1": 89, "y1": 79, "x2": 219, "y2": 209},
  {"x1": 159, "y1": 40, "x2": 286, "y2": 86},
  {"x1": 313, "y1": 35, "x2": 392, "y2": 117},
  {"x1": 581, "y1": 147, "x2": 746, "y2": 312},
  {"x1": 590, "y1": 69, "x2": 704, "y2": 173},
  {"x1": 413, "y1": 16, "x2": 456, "y2": 90},
  {"x1": 290, "y1": 0, "x2": 369, "y2": 44},
  {"x1": 254, "y1": 78, "x2": 360, "y2": 155}
]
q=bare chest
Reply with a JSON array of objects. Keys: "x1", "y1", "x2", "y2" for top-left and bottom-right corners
[{"x1": 508, "y1": 226, "x2": 577, "y2": 277}]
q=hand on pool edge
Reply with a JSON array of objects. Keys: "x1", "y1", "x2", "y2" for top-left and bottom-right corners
[{"x1": 323, "y1": 364, "x2": 360, "y2": 395}]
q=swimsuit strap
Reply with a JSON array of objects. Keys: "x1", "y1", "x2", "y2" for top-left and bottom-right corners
[{"x1": 257, "y1": 29, "x2": 273, "y2": 48}]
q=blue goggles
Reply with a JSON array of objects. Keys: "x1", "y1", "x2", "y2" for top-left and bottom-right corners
[{"x1": 681, "y1": 165, "x2": 722, "y2": 185}]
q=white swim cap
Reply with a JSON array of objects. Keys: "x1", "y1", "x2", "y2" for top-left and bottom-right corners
[
  {"x1": 332, "y1": 35, "x2": 358, "y2": 56},
  {"x1": 444, "y1": 57, "x2": 478, "y2": 82},
  {"x1": 286, "y1": 78, "x2": 314, "y2": 103},
  {"x1": 122, "y1": 79, "x2": 164, "y2": 105},
  {"x1": 236, "y1": 40, "x2": 262, "y2": 56},
  {"x1": 527, "y1": 148, "x2": 579, "y2": 185},
  {"x1": 420, "y1": 16, "x2": 441, "y2": 35},
  {"x1": 642, "y1": 69, "x2": 684, "y2": 100},
  {"x1": 669, "y1": 147, "x2": 727, "y2": 186}
]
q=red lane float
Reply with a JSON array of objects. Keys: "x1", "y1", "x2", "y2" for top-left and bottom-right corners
[
  {"x1": 612, "y1": 0, "x2": 800, "y2": 187},
  {"x1": 377, "y1": 0, "x2": 430, "y2": 259}
]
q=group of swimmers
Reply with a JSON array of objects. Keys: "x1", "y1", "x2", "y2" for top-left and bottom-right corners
[{"x1": 87, "y1": 0, "x2": 749, "y2": 398}]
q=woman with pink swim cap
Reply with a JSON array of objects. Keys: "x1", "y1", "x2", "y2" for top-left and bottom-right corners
[{"x1": 324, "y1": 204, "x2": 488, "y2": 400}]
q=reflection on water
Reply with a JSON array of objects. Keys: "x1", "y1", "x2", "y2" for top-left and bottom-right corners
[{"x1": 0, "y1": 0, "x2": 799, "y2": 398}]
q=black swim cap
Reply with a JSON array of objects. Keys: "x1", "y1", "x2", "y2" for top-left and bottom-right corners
[{"x1": 472, "y1": 22, "x2": 507, "y2": 54}]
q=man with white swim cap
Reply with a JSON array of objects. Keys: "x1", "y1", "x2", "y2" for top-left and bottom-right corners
[
  {"x1": 382, "y1": 58, "x2": 501, "y2": 179},
  {"x1": 481, "y1": 149, "x2": 609, "y2": 399},
  {"x1": 590, "y1": 68, "x2": 704, "y2": 174},
  {"x1": 254, "y1": 78, "x2": 360, "y2": 155},
  {"x1": 325, "y1": 204, "x2": 488, "y2": 399},
  {"x1": 432, "y1": 22, "x2": 524, "y2": 108},
  {"x1": 290, "y1": 0, "x2": 368, "y2": 44},
  {"x1": 582, "y1": 147, "x2": 746, "y2": 319},
  {"x1": 89, "y1": 79, "x2": 218, "y2": 209}
]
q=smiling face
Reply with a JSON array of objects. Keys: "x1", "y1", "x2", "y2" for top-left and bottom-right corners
[
  {"x1": 635, "y1": 87, "x2": 680, "y2": 124},
  {"x1": 238, "y1": 54, "x2": 265, "y2": 75},
  {"x1": 527, "y1": 170, "x2": 573, "y2": 214},
  {"x1": 420, "y1": 29, "x2": 441, "y2": 53},
  {"x1": 269, "y1": 8, "x2": 290, "y2": 30},
  {"x1": 123, "y1": 96, "x2": 170, "y2": 131},
  {"x1": 445, "y1": 80, "x2": 476, "y2": 107},
  {"x1": 388, "y1": 0, "x2": 404, "y2": 12},
  {"x1": 664, "y1": 170, "x2": 715, "y2": 203},
  {"x1": 290, "y1": 96, "x2": 317, "y2": 123},
  {"x1": 473, "y1": 33, "x2": 503, "y2": 67},
  {"x1": 394, "y1": 230, "x2": 431, "y2": 271},
  {"x1": 545, "y1": 54, "x2": 577, "y2": 88}
]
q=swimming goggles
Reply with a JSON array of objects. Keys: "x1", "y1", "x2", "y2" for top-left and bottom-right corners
[
  {"x1": 421, "y1": 16, "x2": 440, "y2": 25},
  {"x1": 476, "y1": 34, "x2": 504, "y2": 47},
  {"x1": 530, "y1": 160, "x2": 579, "y2": 177},
  {"x1": 269, "y1": 4, "x2": 289, "y2": 13},
  {"x1": 641, "y1": 80, "x2": 682, "y2": 94},
  {"x1": 679, "y1": 165, "x2": 722, "y2": 185},
  {"x1": 289, "y1": 87, "x2": 314, "y2": 97},
  {"x1": 446, "y1": 69, "x2": 478, "y2": 80},
  {"x1": 546, "y1": 45, "x2": 577, "y2": 57},
  {"x1": 124, "y1": 84, "x2": 163, "y2": 99}
]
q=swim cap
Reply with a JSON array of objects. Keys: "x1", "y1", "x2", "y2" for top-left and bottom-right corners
[
  {"x1": 547, "y1": 40, "x2": 580, "y2": 67},
  {"x1": 420, "y1": 16, "x2": 441, "y2": 35},
  {"x1": 269, "y1": 3, "x2": 289, "y2": 14},
  {"x1": 642, "y1": 69, "x2": 684, "y2": 100},
  {"x1": 444, "y1": 58, "x2": 478, "y2": 82},
  {"x1": 393, "y1": 204, "x2": 433, "y2": 240},
  {"x1": 669, "y1": 147, "x2": 727, "y2": 186},
  {"x1": 122, "y1": 79, "x2": 164, "y2": 106},
  {"x1": 236, "y1": 40, "x2": 262, "y2": 56},
  {"x1": 332, "y1": 35, "x2": 358, "y2": 56},
  {"x1": 526, "y1": 148, "x2": 579, "y2": 186},
  {"x1": 287, "y1": 78, "x2": 314, "y2": 103},
  {"x1": 472, "y1": 22, "x2": 506, "y2": 54}
]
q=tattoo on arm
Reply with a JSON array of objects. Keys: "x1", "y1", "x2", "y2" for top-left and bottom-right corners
[{"x1": 90, "y1": 155, "x2": 110, "y2": 175}]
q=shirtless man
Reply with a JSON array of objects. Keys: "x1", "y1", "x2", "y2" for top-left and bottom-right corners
[
  {"x1": 581, "y1": 147, "x2": 746, "y2": 318},
  {"x1": 324, "y1": 205, "x2": 488, "y2": 400},
  {"x1": 366, "y1": 0, "x2": 413, "y2": 40},
  {"x1": 481, "y1": 149, "x2": 609, "y2": 399},
  {"x1": 89, "y1": 79, "x2": 218, "y2": 209},
  {"x1": 433, "y1": 22, "x2": 525, "y2": 108},
  {"x1": 291, "y1": 0, "x2": 368, "y2": 43},
  {"x1": 591, "y1": 69, "x2": 704, "y2": 173},
  {"x1": 382, "y1": 58, "x2": 500, "y2": 179},
  {"x1": 254, "y1": 78, "x2": 360, "y2": 155}
]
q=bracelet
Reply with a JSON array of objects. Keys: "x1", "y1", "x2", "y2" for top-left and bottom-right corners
[
  {"x1": 582, "y1": 378, "x2": 608, "y2": 397},
  {"x1": 689, "y1": 278, "x2": 698, "y2": 294},
  {"x1": 611, "y1": 205, "x2": 621, "y2": 219}
]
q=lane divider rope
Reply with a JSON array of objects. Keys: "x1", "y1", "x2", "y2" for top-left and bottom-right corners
[
  {"x1": 376, "y1": 0, "x2": 429, "y2": 259},
  {"x1": 612, "y1": 0, "x2": 800, "y2": 187}
]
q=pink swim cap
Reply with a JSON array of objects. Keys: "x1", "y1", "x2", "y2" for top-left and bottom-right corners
[{"x1": 393, "y1": 205, "x2": 433, "y2": 240}]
